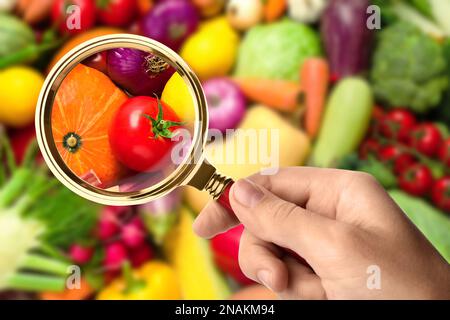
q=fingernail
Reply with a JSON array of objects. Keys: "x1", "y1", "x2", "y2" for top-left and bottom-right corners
[
  {"x1": 232, "y1": 179, "x2": 264, "y2": 208},
  {"x1": 257, "y1": 270, "x2": 274, "y2": 292}
]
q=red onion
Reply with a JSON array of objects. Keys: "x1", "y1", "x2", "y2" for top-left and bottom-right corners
[
  {"x1": 203, "y1": 78, "x2": 246, "y2": 133},
  {"x1": 140, "y1": 0, "x2": 199, "y2": 51},
  {"x1": 107, "y1": 47, "x2": 175, "y2": 96}
]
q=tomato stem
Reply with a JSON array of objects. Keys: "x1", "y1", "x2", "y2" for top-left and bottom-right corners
[{"x1": 142, "y1": 96, "x2": 184, "y2": 139}]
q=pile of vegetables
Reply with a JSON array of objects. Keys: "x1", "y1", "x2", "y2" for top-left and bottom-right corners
[
  {"x1": 0, "y1": 133, "x2": 99, "y2": 293},
  {"x1": 0, "y1": 0, "x2": 450, "y2": 300},
  {"x1": 342, "y1": 107, "x2": 450, "y2": 213}
]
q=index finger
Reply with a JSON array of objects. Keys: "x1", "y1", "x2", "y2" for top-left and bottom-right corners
[{"x1": 194, "y1": 166, "x2": 346, "y2": 238}]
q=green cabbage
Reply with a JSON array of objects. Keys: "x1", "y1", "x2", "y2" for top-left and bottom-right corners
[
  {"x1": 370, "y1": 22, "x2": 448, "y2": 113},
  {"x1": 389, "y1": 190, "x2": 450, "y2": 262},
  {"x1": 0, "y1": 13, "x2": 35, "y2": 59},
  {"x1": 234, "y1": 19, "x2": 321, "y2": 81}
]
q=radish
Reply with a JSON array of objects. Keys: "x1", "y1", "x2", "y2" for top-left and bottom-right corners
[
  {"x1": 69, "y1": 244, "x2": 94, "y2": 265},
  {"x1": 97, "y1": 207, "x2": 124, "y2": 240},
  {"x1": 103, "y1": 242, "x2": 128, "y2": 269},
  {"x1": 129, "y1": 243, "x2": 154, "y2": 267},
  {"x1": 121, "y1": 219, "x2": 146, "y2": 248},
  {"x1": 97, "y1": 217, "x2": 120, "y2": 241}
]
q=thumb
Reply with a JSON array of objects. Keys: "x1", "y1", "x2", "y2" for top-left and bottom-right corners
[{"x1": 230, "y1": 178, "x2": 336, "y2": 261}]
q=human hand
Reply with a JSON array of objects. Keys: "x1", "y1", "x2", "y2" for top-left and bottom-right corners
[{"x1": 193, "y1": 167, "x2": 450, "y2": 299}]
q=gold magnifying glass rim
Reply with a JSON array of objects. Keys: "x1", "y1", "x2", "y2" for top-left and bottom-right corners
[{"x1": 35, "y1": 34, "x2": 208, "y2": 206}]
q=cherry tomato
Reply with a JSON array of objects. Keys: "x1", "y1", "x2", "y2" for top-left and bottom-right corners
[
  {"x1": 52, "y1": 0, "x2": 96, "y2": 35},
  {"x1": 82, "y1": 51, "x2": 108, "y2": 74},
  {"x1": 380, "y1": 108, "x2": 416, "y2": 142},
  {"x1": 431, "y1": 177, "x2": 450, "y2": 213},
  {"x1": 96, "y1": 0, "x2": 137, "y2": 27},
  {"x1": 377, "y1": 145, "x2": 402, "y2": 163},
  {"x1": 393, "y1": 153, "x2": 416, "y2": 175},
  {"x1": 109, "y1": 96, "x2": 182, "y2": 172},
  {"x1": 408, "y1": 123, "x2": 443, "y2": 157},
  {"x1": 359, "y1": 138, "x2": 381, "y2": 159},
  {"x1": 398, "y1": 163, "x2": 433, "y2": 197},
  {"x1": 437, "y1": 138, "x2": 450, "y2": 167}
]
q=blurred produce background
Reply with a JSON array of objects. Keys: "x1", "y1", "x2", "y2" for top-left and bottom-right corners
[{"x1": 1, "y1": 0, "x2": 450, "y2": 300}]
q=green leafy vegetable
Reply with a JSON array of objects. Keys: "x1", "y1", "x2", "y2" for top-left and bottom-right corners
[
  {"x1": 371, "y1": 21, "x2": 448, "y2": 113},
  {"x1": 0, "y1": 135, "x2": 100, "y2": 292},
  {"x1": 338, "y1": 154, "x2": 397, "y2": 189},
  {"x1": 234, "y1": 19, "x2": 321, "y2": 81},
  {"x1": 389, "y1": 190, "x2": 450, "y2": 262},
  {"x1": 411, "y1": 0, "x2": 433, "y2": 17}
]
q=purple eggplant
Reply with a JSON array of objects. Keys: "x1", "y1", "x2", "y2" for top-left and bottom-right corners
[{"x1": 321, "y1": 0, "x2": 374, "y2": 79}]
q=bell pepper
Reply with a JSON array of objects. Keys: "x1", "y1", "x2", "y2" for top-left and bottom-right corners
[{"x1": 97, "y1": 261, "x2": 181, "y2": 300}]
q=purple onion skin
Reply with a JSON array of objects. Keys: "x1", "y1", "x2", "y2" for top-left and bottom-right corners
[
  {"x1": 321, "y1": 0, "x2": 374, "y2": 79},
  {"x1": 107, "y1": 47, "x2": 175, "y2": 96},
  {"x1": 203, "y1": 78, "x2": 246, "y2": 133},
  {"x1": 141, "y1": 0, "x2": 199, "y2": 51}
]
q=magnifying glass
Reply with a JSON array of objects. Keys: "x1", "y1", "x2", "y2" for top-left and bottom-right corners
[{"x1": 36, "y1": 34, "x2": 234, "y2": 213}]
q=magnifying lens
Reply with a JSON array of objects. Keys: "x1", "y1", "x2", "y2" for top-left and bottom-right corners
[{"x1": 36, "y1": 34, "x2": 234, "y2": 213}]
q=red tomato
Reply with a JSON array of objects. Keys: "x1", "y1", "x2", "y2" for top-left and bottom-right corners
[
  {"x1": 437, "y1": 138, "x2": 450, "y2": 167},
  {"x1": 109, "y1": 96, "x2": 182, "y2": 172},
  {"x1": 82, "y1": 51, "x2": 108, "y2": 73},
  {"x1": 431, "y1": 177, "x2": 450, "y2": 213},
  {"x1": 408, "y1": 123, "x2": 443, "y2": 157},
  {"x1": 398, "y1": 164, "x2": 433, "y2": 196},
  {"x1": 380, "y1": 108, "x2": 416, "y2": 142},
  {"x1": 359, "y1": 139, "x2": 381, "y2": 159},
  {"x1": 393, "y1": 153, "x2": 416, "y2": 175},
  {"x1": 52, "y1": 0, "x2": 96, "y2": 35},
  {"x1": 96, "y1": 0, "x2": 137, "y2": 27},
  {"x1": 377, "y1": 145, "x2": 402, "y2": 163},
  {"x1": 377, "y1": 145, "x2": 416, "y2": 174}
]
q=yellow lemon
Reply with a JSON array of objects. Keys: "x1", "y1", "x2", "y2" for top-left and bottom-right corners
[
  {"x1": 180, "y1": 16, "x2": 239, "y2": 80},
  {"x1": 162, "y1": 72, "x2": 196, "y2": 123},
  {"x1": 0, "y1": 66, "x2": 44, "y2": 127}
]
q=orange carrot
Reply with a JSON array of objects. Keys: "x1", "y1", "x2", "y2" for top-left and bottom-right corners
[
  {"x1": 232, "y1": 77, "x2": 302, "y2": 112},
  {"x1": 264, "y1": 0, "x2": 287, "y2": 22},
  {"x1": 39, "y1": 278, "x2": 93, "y2": 300},
  {"x1": 301, "y1": 58, "x2": 330, "y2": 138}
]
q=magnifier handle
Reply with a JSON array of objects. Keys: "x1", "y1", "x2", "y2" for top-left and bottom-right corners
[
  {"x1": 216, "y1": 181, "x2": 305, "y2": 263},
  {"x1": 217, "y1": 181, "x2": 234, "y2": 214}
]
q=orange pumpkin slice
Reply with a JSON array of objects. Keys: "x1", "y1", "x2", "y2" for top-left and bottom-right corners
[{"x1": 52, "y1": 64, "x2": 128, "y2": 187}]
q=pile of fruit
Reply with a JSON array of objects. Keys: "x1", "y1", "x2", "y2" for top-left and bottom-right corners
[{"x1": 0, "y1": 0, "x2": 450, "y2": 300}]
